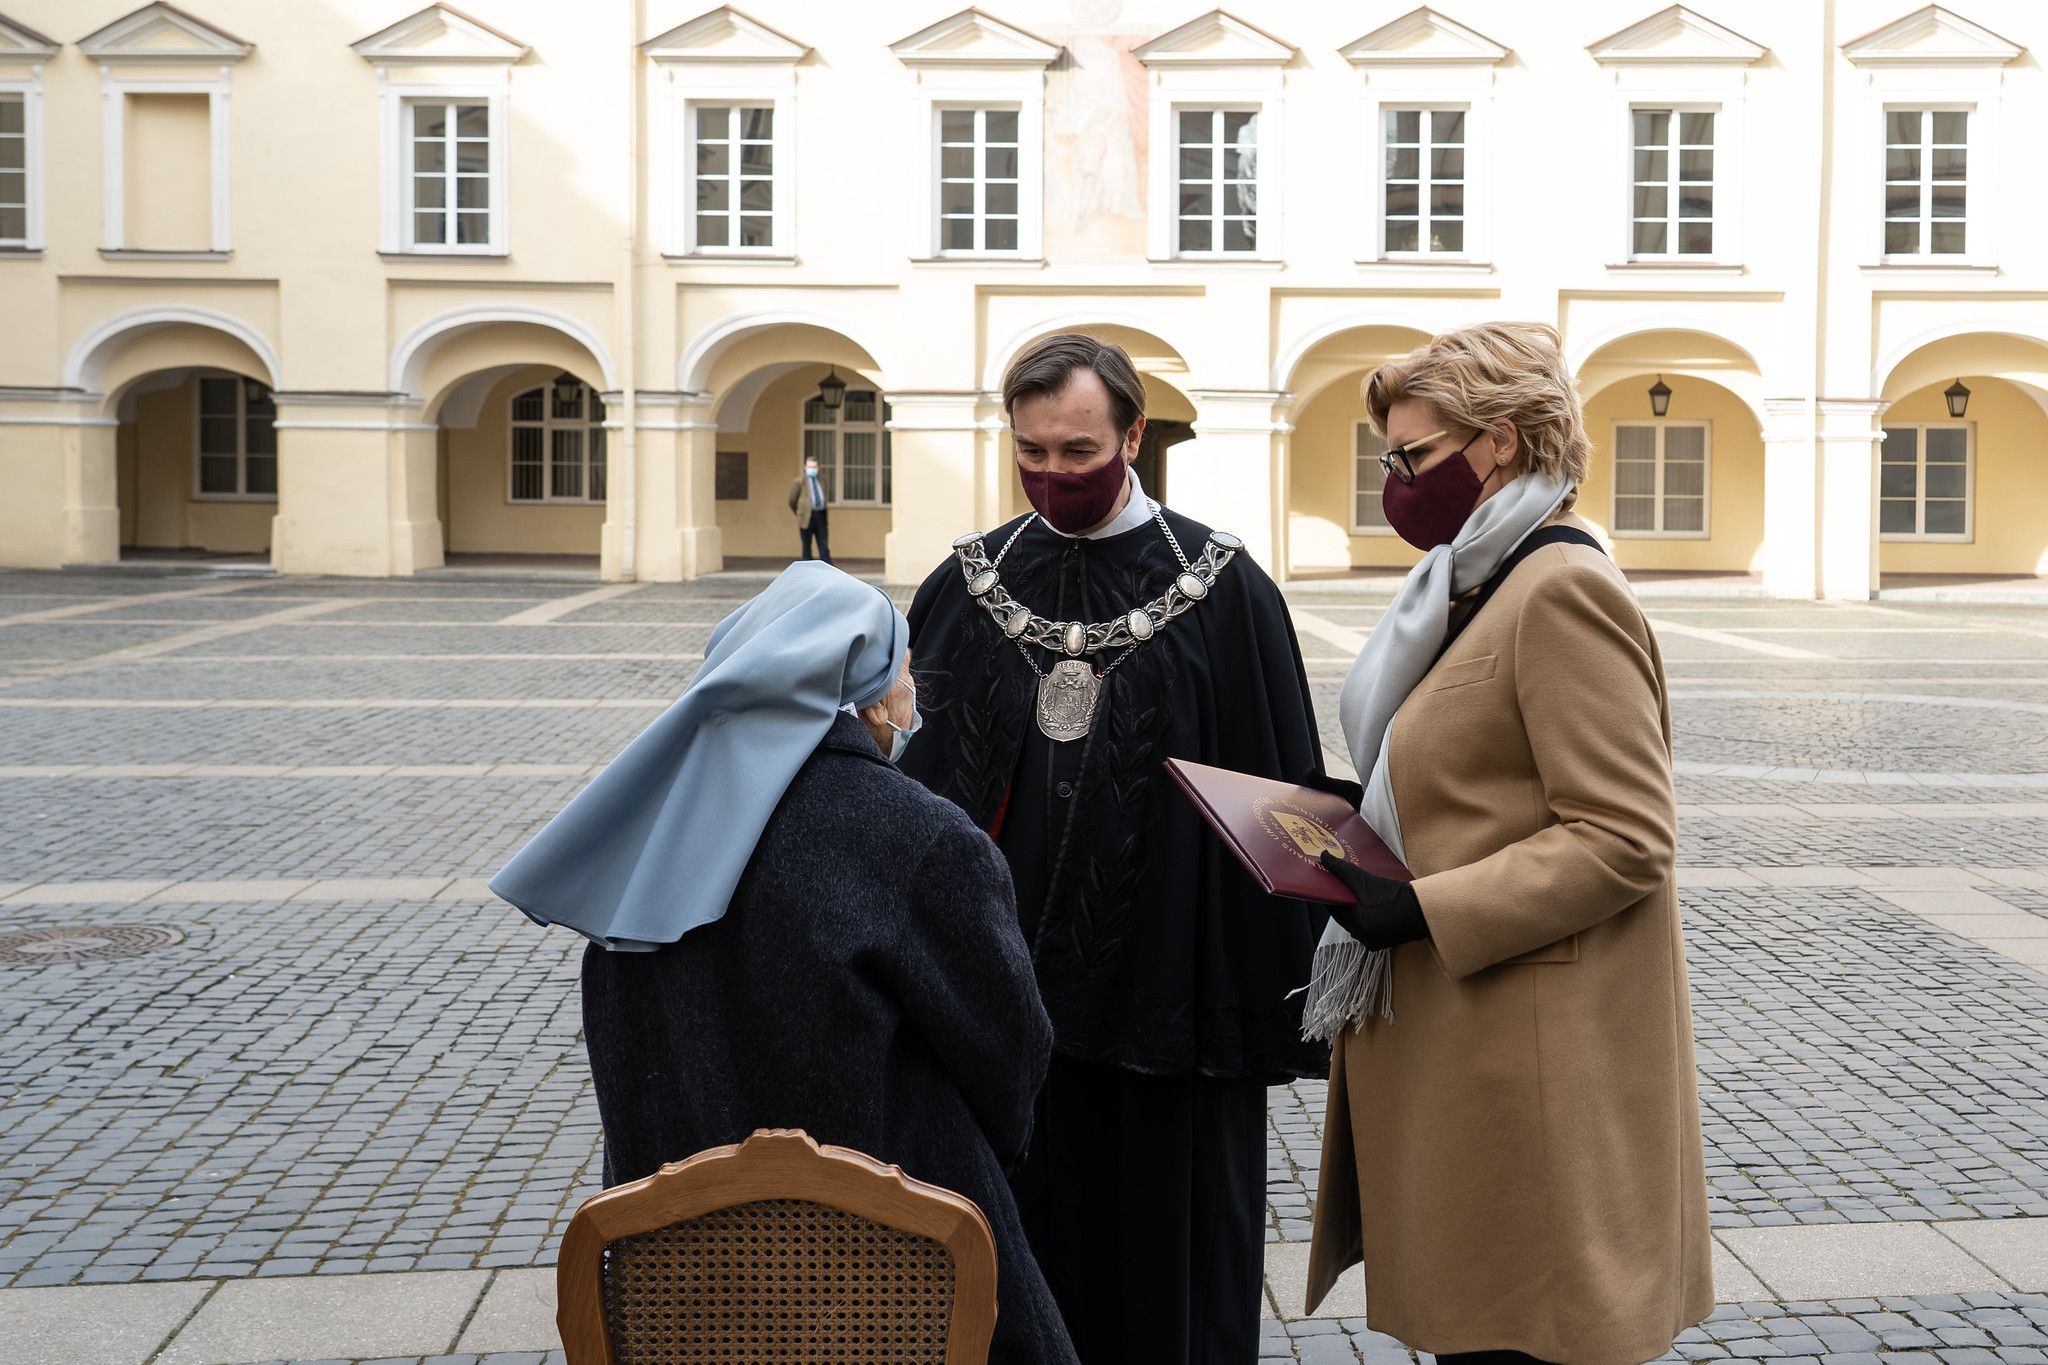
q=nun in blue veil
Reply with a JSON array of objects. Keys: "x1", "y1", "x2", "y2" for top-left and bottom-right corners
[{"x1": 491, "y1": 561, "x2": 1076, "y2": 1365}]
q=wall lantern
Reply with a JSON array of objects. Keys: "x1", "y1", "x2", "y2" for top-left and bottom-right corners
[
  {"x1": 1944, "y1": 378, "x2": 1971, "y2": 419},
  {"x1": 815, "y1": 366, "x2": 847, "y2": 412},
  {"x1": 552, "y1": 372, "x2": 582, "y2": 407},
  {"x1": 1647, "y1": 375, "x2": 1672, "y2": 418}
]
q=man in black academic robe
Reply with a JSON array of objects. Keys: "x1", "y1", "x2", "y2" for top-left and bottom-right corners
[{"x1": 901, "y1": 333, "x2": 1331, "y2": 1365}]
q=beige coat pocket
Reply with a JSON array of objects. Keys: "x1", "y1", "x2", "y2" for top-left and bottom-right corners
[
  {"x1": 1422, "y1": 654, "x2": 1498, "y2": 693},
  {"x1": 1502, "y1": 933, "x2": 1579, "y2": 965}
]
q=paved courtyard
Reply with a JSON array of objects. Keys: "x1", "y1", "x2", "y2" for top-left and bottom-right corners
[{"x1": 4, "y1": 567, "x2": 2048, "y2": 1364}]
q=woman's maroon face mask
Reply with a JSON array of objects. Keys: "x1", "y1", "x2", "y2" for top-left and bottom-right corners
[
  {"x1": 1380, "y1": 431, "x2": 1486, "y2": 550},
  {"x1": 1020, "y1": 451, "x2": 1131, "y2": 535}
]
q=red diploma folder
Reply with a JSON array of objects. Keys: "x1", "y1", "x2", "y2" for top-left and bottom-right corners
[{"x1": 1164, "y1": 757, "x2": 1412, "y2": 906}]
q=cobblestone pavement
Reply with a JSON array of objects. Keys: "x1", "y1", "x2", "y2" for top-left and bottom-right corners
[{"x1": 5, "y1": 570, "x2": 2048, "y2": 1363}]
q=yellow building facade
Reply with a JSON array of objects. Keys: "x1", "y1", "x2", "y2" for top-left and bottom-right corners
[{"x1": 2, "y1": 0, "x2": 2045, "y2": 596}]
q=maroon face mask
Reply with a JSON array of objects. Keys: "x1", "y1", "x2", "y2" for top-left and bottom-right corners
[
  {"x1": 1382, "y1": 437, "x2": 1486, "y2": 550},
  {"x1": 1020, "y1": 454, "x2": 1131, "y2": 535}
]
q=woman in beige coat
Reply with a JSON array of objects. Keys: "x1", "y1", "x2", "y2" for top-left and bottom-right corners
[{"x1": 1301, "y1": 322, "x2": 1712, "y2": 1365}]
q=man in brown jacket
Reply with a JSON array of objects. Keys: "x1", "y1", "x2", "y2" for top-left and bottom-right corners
[{"x1": 787, "y1": 455, "x2": 831, "y2": 564}]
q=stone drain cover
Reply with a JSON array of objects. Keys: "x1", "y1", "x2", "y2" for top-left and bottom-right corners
[{"x1": 0, "y1": 924, "x2": 184, "y2": 964}]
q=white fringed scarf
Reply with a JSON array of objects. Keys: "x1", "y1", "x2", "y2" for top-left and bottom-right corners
[{"x1": 1299, "y1": 471, "x2": 1574, "y2": 1039}]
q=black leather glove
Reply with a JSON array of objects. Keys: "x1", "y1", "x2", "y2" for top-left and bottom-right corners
[
  {"x1": 1318, "y1": 851, "x2": 1429, "y2": 950},
  {"x1": 1300, "y1": 770, "x2": 1365, "y2": 809}
]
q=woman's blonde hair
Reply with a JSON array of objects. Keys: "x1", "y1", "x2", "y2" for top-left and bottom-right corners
[{"x1": 1363, "y1": 321, "x2": 1591, "y2": 488}]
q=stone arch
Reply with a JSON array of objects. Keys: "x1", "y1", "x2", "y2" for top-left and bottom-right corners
[
  {"x1": 1272, "y1": 315, "x2": 1437, "y2": 397},
  {"x1": 67, "y1": 306, "x2": 281, "y2": 402},
  {"x1": 679, "y1": 312, "x2": 892, "y2": 395},
  {"x1": 393, "y1": 306, "x2": 617, "y2": 401},
  {"x1": 980, "y1": 314, "x2": 1195, "y2": 394},
  {"x1": 1870, "y1": 330, "x2": 2048, "y2": 578},
  {"x1": 1573, "y1": 325, "x2": 1768, "y2": 430}
]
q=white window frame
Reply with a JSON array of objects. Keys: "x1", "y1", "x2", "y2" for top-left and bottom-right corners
[
  {"x1": 1348, "y1": 420, "x2": 1395, "y2": 535},
  {"x1": 374, "y1": 77, "x2": 510, "y2": 256},
  {"x1": 1878, "y1": 103, "x2": 1975, "y2": 265},
  {"x1": 99, "y1": 73, "x2": 235, "y2": 254},
  {"x1": 1627, "y1": 103, "x2": 1720, "y2": 261},
  {"x1": 1148, "y1": 86, "x2": 1278, "y2": 261},
  {"x1": 507, "y1": 378, "x2": 607, "y2": 506},
  {"x1": 402, "y1": 97, "x2": 496, "y2": 254},
  {"x1": 191, "y1": 371, "x2": 277, "y2": 502},
  {"x1": 678, "y1": 100, "x2": 782, "y2": 256},
  {"x1": 1167, "y1": 104, "x2": 1264, "y2": 259},
  {"x1": 1376, "y1": 103, "x2": 1472, "y2": 260},
  {"x1": 0, "y1": 80, "x2": 45, "y2": 250},
  {"x1": 1609, "y1": 420, "x2": 1712, "y2": 539},
  {"x1": 658, "y1": 69, "x2": 797, "y2": 259},
  {"x1": 907, "y1": 86, "x2": 1042, "y2": 261},
  {"x1": 1878, "y1": 421, "x2": 1973, "y2": 542},
  {"x1": 800, "y1": 388, "x2": 892, "y2": 508},
  {"x1": 1600, "y1": 83, "x2": 1745, "y2": 269},
  {"x1": 1344, "y1": 12, "x2": 1501, "y2": 268},
  {"x1": 932, "y1": 103, "x2": 1025, "y2": 257}
]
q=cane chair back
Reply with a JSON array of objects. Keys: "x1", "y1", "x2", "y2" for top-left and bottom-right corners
[{"x1": 557, "y1": 1129, "x2": 998, "y2": 1365}]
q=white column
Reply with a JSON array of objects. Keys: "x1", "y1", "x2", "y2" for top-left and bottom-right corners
[
  {"x1": 270, "y1": 396, "x2": 442, "y2": 577},
  {"x1": 1759, "y1": 398, "x2": 1819, "y2": 599},
  {"x1": 1817, "y1": 399, "x2": 1887, "y2": 601},
  {"x1": 0, "y1": 392, "x2": 121, "y2": 568},
  {"x1": 883, "y1": 391, "x2": 1000, "y2": 587},
  {"x1": 1176, "y1": 389, "x2": 1291, "y2": 574},
  {"x1": 607, "y1": 391, "x2": 721, "y2": 582}
]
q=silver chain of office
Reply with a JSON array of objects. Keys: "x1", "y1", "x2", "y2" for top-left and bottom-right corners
[{"x1": 951, "y1": 504, "x2": 1243, "y2": 659}]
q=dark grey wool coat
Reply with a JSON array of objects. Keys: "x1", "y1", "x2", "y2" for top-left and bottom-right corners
[{"x1": 581, "y1": 711, "x2": 1078, "y2": 1365}]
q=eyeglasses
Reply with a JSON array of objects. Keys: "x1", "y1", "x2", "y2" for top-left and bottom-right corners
[{"x1": 1378, "y1": 429, "x2": 1479, "y2": 485}]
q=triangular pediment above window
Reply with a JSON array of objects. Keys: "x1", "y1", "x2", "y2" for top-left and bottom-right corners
[
  {"x1": 645, "y1": 7, "x2": 808, "y2": 64},
  {"x1": 79, "y1": 2, "x2": 251, "y2": 63},
  {"x1": 0, "y1": 10, "x2": 58, "y2": 59},
  {"x1": 1842, "y1": 5, "x2": 2021, "y2": 66},
  {"x1": 350, "y1": 4, "x2": 528, "y2": 66},
  {"x1": 889, "y1": 8, "x2": 1058, "y2": 68},
  {"x1": 1341, "y1": 8, "x2": 1508, "y2": 65},
  {"x1": 1136, "y1": 10, "x2": 1296, "y2": 66},
  {"x1": 1588, "y1": 5, "x2": 1765, "y2": 65}
]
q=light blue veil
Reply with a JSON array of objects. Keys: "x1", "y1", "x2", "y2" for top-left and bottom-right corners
[{"x1": 489, "y1": 561, "x2": 909, "y2": 951}]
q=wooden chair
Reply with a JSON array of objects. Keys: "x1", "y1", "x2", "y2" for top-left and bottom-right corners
[{"x1": 557, "y1": 1128, "x2": 999, "y2": 1364}]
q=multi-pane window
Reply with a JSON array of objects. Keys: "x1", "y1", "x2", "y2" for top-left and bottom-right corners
[
  {"x1": 1612, "y1": 423, "x2": 1708, "y2": 535},
  {"x1": 1176, "y1": 108, "x2": 1257, "y2": 254},
  {"x1": 937, "y1": 108, "x2": 1019, "y2": 253},
  {"x1": 801, "y1": 388, "x2": 892, "y2": 507},
  {"x1": 1880, "y1": 424, "x2": 1969, "y2": 538},
  {"x1": 693, "y1": 105, "x2": 772, "y2": 250},
  {"x1": 509, "y1": 378, "x2": 607, "y2": 504},
  {"x1": 1632, "y1": 109, "x2": 1714, "y2": 257},
  {"x1": 1351, "y1": 423, "x2": 1391, "y2": 532},
  {"x1": 1383, "y1": 109, "x2": 1464, "y2": 255},
  {"x1": 407, "y1": 100, "x2": 491, "y2": 249},
  {"x1": 0, "y1": 94, "x2": 25, "y2": 245},
  {"x1": 196, "y1": 376, "x2": 277, "y2": 499},
  {"x1": 1884, "y1": 110, "x2": 1966, "y2": 257}
]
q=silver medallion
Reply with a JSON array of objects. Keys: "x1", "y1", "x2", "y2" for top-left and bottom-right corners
[
  {"x1": 1176, "y1": 571, "x2": 1208, "y2": 601},
  {"x1": 1063, "y1": 622, "x2": 1086, "y2": 656},
  {"x1": 1210, "y1": 530, "x2": 1244, "y2": 551},
  {"x1": 952, "y1": 532, "x2": 984, "y2": 550},
  {"x1": 1036, "y1": 659, "x2": 1099, "y2": 742},
  {"x1": 968, "y1": 570, "x2": 999, "y2": 597},
  {"x1": 1127, "y1": 608, "x2": 1155, "y2": 641},
  {"x1": 1004, "y1": 607, "x2": 1032, "y2": 638}
]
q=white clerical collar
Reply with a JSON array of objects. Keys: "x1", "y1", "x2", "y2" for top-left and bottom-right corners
[{"x1": 1044, "y1": 465, "x2": 1155, "y2": 541}]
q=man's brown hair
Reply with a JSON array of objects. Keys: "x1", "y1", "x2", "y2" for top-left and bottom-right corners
[{"x1": 1001, "y1": 333, "x2": 1147, "y2": 435}]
